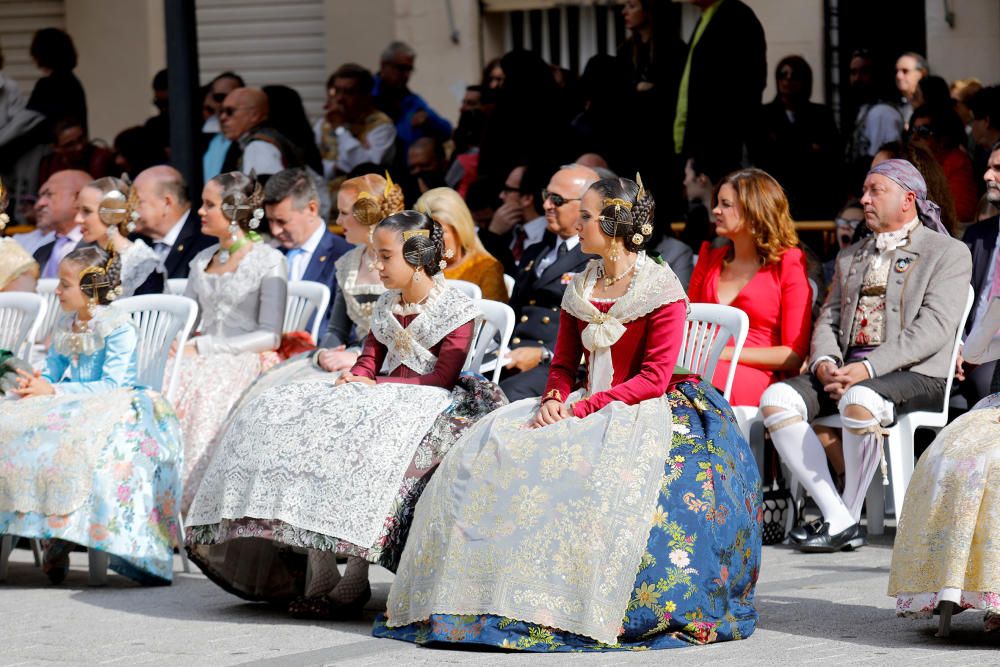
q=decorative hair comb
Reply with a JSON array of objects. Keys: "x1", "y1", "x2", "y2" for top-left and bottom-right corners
[
  {"x1": 402, "y1": 229, "x2": 430, "y2": 241},
  {"x1": 603, "y1": 197, "x2": 633, "y2": 211},
  {"x1": 636, "y1": 172, "x2": 646, "y2": 201},
  {"x1": 383, "y1": 171, "x2": 396, "y2": 197}
]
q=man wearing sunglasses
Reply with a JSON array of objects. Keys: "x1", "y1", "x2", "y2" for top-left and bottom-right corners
[
  {"x1": 373, "y1": 41, "x2": 452, "y2": 150},
  {"x1": 202, "y1": 71, "x2": 244, "y2": 180},
  {"x1": 499, "y1": 164, "x2": 599, "y2": 402},
  {"x1": 219, "y1": 87, "x2": 302, "y2": 180}
]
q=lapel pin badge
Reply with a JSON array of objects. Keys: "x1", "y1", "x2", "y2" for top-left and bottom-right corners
[
  {"x1": 177, "y1": 244, "x2": 184, "y2": 253},
  {"x1": 894, "y1": 257, "x2": 911, "y2": 273},
  {"x1": 319, "y1": 255, "x2": 327, "y2": 262}
]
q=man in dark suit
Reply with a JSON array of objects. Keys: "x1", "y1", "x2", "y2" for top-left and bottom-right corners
[
  {"x1": 961, "y1": 140, "x2": 1000, "y2": 402},
  {"x1": 264, "y1": 168, "x2": 350, "y2": 336},
  {"x1": 133, "y1": 165, "x2": 214, "y2": 279},
  {"x1": 499, "y1": 164, "x2": 599, "y2": 401},
  {"x1": 675, "y1": 0, "x2": 766, "y2": 170},
  {"x1": 32, "y1": 169, "x2": 92, "y2": 277},
  {"x1": 479, "y1": 163, "x2": 553, "y2": 276}
]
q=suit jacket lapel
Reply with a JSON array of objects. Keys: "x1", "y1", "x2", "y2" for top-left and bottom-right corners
[
  {"x1": 537, "y1": 244, "x2": 585, "y2": 287},
  {"x1": 302, "y1": 233, "x2": 334, "y2": 283},
  {"x1": 165, "y1": 217, "x2": 197, "y2": 274}
]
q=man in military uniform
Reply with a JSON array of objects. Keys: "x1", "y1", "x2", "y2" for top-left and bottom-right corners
[{"x1": 499, "y1": 163, "x2": 599, "y2": 401}]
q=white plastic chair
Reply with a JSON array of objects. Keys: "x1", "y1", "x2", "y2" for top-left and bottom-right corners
[
  {"x1": 503, "y1": 274, "x2": 515, "y2": 299},
  {"x1": 463, "y1": 299, "x2": 515, "y2": 383},
  {"x1": 447, "y1": 279, "x2": 482, "y2": 301},
  {"x1": 165, "y1": 278, "x2": 188, "y2": 296},
  {"x1": 283, "y1": 280, "x2": 331, "y2": 342},
  {"x1": 680, "y1": 303, "x2": 749, "y2": 402},
  {"x1": 797, "y1": 285, "x2": 975, "y2": 537},
  {"x1": 34, "y1": 278, "x2": 60, "y2": 341},
  {"x1": 0, "y1": 292, "x2": 46, "y2": 359},
  {"x1": 114, "y1": 294, "x2": 198, "y2": 402}
]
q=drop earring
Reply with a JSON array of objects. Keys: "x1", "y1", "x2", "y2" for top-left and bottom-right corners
[
  {"x1": 413, "y1": 267, "x2": 422, "y2": 283},
  {"x1": 608, "y1": 238, "x2": 622, "y2": 262}
]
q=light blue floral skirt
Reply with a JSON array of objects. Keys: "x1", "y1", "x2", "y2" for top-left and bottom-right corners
[
  {"x1": 374, "y1": 380, "x2": 762, "y2": 650},
  {"x1": 0, "y1": 390, "x2": 183, "y2": 584}
]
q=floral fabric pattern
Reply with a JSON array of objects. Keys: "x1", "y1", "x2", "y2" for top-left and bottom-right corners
[
  {"x1": 375, "y1": 380, "x2": 762, "y2": 651},
  {"x1": 185, "y1": 375, "x2": 506, "y2": 602},
  {"x1": 888, "y1": 400, "x2": 1000, "y2": 632},
  {"x1": 0, "y1": 390, "x2": 183, "y2": 584}
]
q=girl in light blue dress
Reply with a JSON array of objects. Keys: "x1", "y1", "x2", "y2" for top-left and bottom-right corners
[{"x1": 0, "y1": 246, "x2": 183, "y2": 585}]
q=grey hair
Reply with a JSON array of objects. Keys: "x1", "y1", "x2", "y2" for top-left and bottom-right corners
[
  {"x1": 381, "y1": 41, "x2": 415, "y2": 63},
  {"x1": 900, "y1": 51, "x2": 929, "y2": 74},
  {"x1": 263, "y1": 167, "x2": 319, "y2": 211}
]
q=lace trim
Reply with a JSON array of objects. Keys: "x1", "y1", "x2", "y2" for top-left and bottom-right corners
[
  {"x1": 334, "y1": 246, "x2": 385, "y2": 338},
  {"x1": 370, "y1": 283, "x2": 480, "y2": 375},
  {"x1": 120, "y1": 240, "x2": 161, "y2": 297},
  {"x1": 189, "y1": 243, "x2": 284, "y2": 336},
  {"x1": 51, "y1": 306, "x2": 134, "y2": 357}
]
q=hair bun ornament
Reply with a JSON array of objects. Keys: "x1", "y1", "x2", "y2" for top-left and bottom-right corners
[
  {"x1": 249, "y1": 207, "x2": 264, "y2": 230},
  {"x1": 353, "y1": 190, "x2": 382, "y2": 227},
  {"x1": 636, "y1": 172, "x2": 646, "y2": 201},
  {"x1": 640, "y1": 223, "x2": 653, "y2": 236},
  {"x1": 98, "y1": 189, "x2": 129, "y2": 229},
  {"x1": 631, "y1": 233, "x2": 644, "y2": 246}
]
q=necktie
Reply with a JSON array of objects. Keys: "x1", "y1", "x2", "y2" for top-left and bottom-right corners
[
  {"x1": 511, "y1": 226, "x2": 528, "y2": 263},
  {"x1": 557, "y1": 241, "x2": 568, "y2": 258},
  {"x1": 42, "y1": 235, "x2": 73, "y2": 278},
  {"x1": 153, "y1": 241, "x2": 170, "y2": 262},
  {"x1": 286, "y1": 247, "x2": 305, "y2": 281}
]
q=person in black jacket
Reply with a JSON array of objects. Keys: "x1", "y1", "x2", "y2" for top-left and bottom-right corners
[
  {"x1": 133, "y1": 165, "x2": 214, "y2": 279},
  {"x1": 26, "y1": 28, "x2": 87, "y2": 136},
  {"x1": 750, "y1": 55, "x2": 841, "y2": 220},
  {"x1": 674, "y1": 0, "x2": 766, "y2": 173}
]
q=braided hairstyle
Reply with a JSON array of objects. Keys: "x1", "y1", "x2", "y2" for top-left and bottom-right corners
[
  {"x1": 65, "y1": 246, "x2": 123, "y2": 305},
  {"x1": 351, "y1": 174, "x2": 405, "y2": 229},
  {"x1": 589, "y1": 176, "x2": 655, "y2": 253},
  {"x1": 375, "y1": 210, "x2": 446, "y2": 277},
  {"x1": 90, "y1": 176, "x2": 134, "y2": 236},
  {"x1": 211, "y1": 171, "x2": 265, "y2": 232}
]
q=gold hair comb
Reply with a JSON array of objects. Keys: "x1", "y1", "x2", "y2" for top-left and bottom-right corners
[
  {"x1": 603, "y1": 198, "x2": 633, "y2": 211},
  {"x1": 402, "y1": 229, "x2": 430, "y2": 241},
  {"x1": 636, "y1": 172, "x2": 646, "y2": 200}
]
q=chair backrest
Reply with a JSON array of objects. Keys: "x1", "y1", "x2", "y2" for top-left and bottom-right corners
[
  {"x1": 113, "y1": 294, "x2": 197, "y2": 400},
  {"x1": 680, "y1": 303, "x2": 749, "y2": 401},
  {"x1": 503, "y1": 274, "x2": 515, "y2": 299},
  {"x1": 0, "y1": 293, "x2": 46, "y2": 359},
  {"x1": 165, "y1": 278, "x2": 188, "y2": 296},
  {"x1": 447, "y1": 279, "x2": 482, "y2": 301},
  {"x1": 34, "y1": 278, "x2": 61, "y2": 343},
  {"x1": 283, "y1": 280, "x2": 331, "y2": 342},
  {"x1": 808, "y1": 278, "x2": 819, "y2": 308},
  {"x1": 463, "y1": 299, "x2": 515, "y2": 383}
]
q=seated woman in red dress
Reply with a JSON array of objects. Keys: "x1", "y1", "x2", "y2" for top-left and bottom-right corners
[{"x1": 688, "y1": 168, "x2": 812, "y2": 407}]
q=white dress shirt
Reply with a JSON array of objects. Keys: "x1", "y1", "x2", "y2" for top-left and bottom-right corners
[
  {"x1": 152, "y1": 209, "x2": 190, "y2": 263},
  {"x1": 534, "y1": 235, "x2": 579, "y2": 278},
  {"x1": 513, "y1": 215, "x2": 548, "y2": 251},
  {"x1": 288, "y1": 222, "x2": 326, "y2": 282},
  {"x1": 242, "y1": 139, "x2": 284, "y2": 176}
]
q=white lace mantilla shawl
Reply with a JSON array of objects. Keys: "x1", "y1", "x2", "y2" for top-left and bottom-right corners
[
  {"x1": 52, "y1": 305, "x2": 135, "y2": 359},
  {"x1": 120, "y1": 239, "x2": 162, "y2": 297},
  {"x1": 334, "y1": 246, "x2": 385, "y2": 339},
  {"x1": 370, "y1": 277, "x2": 481, "y2": 376},
  {"x1": 561, "y1": 252, "x2": 688, "y2": 394}
]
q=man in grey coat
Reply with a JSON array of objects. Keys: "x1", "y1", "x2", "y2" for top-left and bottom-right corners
[{"x1": 758, "y1": 159, "x2": 972, "y2": 553}]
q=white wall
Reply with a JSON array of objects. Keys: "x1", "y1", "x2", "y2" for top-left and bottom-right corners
[{"x1": 926, "y1": 0, "x2": 1000, "y2": 85}]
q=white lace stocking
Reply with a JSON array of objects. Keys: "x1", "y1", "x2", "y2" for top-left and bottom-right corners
[{"x1": 328, "y1": 556, "x2": 369, "y2": 605}]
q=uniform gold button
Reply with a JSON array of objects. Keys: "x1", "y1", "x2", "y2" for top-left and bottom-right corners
[
  {"x1": 520, "y1": 315, "x2": 528, "y2": 323},
  {"x1": 537, "y1": 339, "x2": 544, "y2": 345},
  {"x1": 512, "y1": 337, "x2": 521, "y2": 344},
  {"x1": 542, "y1": 316, "x2": 551, "y2": 324}
]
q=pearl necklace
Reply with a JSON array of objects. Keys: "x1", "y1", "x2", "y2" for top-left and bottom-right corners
[{"x1": 598, "y1": 260, "x2": 637, "y2": 287}]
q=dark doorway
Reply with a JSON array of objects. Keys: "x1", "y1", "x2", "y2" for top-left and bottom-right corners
[{"x1": 826, "y1": 0, "x2": 927, "y2": 130}]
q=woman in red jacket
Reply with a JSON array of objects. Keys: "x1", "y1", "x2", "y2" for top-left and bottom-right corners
[{"x1": 688, "y1": 168, "x2": 812, "y2": 406}]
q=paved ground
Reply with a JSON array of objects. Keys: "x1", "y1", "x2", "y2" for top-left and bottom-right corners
[{"x1": 1, "y1": 530, "x2": 997, "y2": 666}]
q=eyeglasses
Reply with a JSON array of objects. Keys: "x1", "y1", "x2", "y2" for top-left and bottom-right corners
[
  {"x1": 542, "y1": 189, "x2": 580, "y2": 208},
  {"x1": 211, "y1": 92, "x2": 228, "y2": 104},
  {"x1": 500, "y1": 184, "x2": 524, "y2": 195},
  {"x1": 911, "y1": 124, "x2": 934, "y2": 138},
  {"x1": 835, "y1": 217, "x2": 863, "y2": 230},
  {"x1": 219, "y1": 105, "x2": 253, "y2": 117}
]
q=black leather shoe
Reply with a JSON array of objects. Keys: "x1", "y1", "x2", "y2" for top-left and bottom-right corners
[
  {"x1": 788, "y1": 518, "x2": 825, "y2": 544},
  {"x1": 796, "y1": 522, "x2": 867, "y2": 553}
]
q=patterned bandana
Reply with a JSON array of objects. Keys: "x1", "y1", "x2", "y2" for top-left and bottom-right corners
[{"x1": 868, "y1": 159, "x2": 949, "y2": 236}]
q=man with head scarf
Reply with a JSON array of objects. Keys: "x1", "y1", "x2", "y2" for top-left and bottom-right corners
[{"x1": 758, "y1": 159, "x2": 971, "y2": 553}]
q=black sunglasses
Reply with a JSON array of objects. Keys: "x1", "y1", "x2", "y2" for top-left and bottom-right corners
[
  {"x1": 500, "y1": 185, "x2": 524, "y2": 195},
  {"x1": 212, "y1": 92, "x2": 228, "y2": 103},
  {"x1": 911, "y1": 124, "x2": 934, "y2": 138},
  {"x1": 542, "y1": 189, "x2": 580, "y2": 208}
]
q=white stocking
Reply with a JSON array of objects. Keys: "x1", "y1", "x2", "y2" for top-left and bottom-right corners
[
  {"x1": 764, "y1": 410, "x2": 855, "y2": 535},
  {"x1": 304, "y1": 549, "x2": 341, "y2": 598}
]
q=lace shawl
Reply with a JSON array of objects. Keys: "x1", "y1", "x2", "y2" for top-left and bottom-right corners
[
  {"x1": 120, "y1": 239, "x2": 161, "y2": 297},
  {"x1": 51, "y1": 306, "x2": 135, "y2": 359},
  {"x1": 188, "y1": 243, "x2": 285, "y2": 337},
  {"x1": 370, "y1": 278, "x2": 481, "y2": 375},
  {"x1": 334, "y1": 246, "x2": 385, "y2": 339},
  {"x1": 561, "y1": 253, "x2": 688, "y2": 393}
]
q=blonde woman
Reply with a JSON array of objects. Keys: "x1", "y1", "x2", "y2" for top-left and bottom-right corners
[
  {"x1": 415, "y1": 187, "x2": 508, "y2": 302},
  {"x1": 0, "y1": 181, "x2": 39, "y2": 292}
]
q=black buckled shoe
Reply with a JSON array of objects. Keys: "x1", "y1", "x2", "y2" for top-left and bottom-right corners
[
  {"x1": 795, "y1": 522, "x2": 867, "y2": 553},
  {"x1": 788, "y1": 518, "x2": 825, "y2": 544}
]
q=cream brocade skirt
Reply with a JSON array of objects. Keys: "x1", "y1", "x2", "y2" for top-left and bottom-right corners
[{"x1": 888, "y1": 395, "x2": 1000, "y2": 631}]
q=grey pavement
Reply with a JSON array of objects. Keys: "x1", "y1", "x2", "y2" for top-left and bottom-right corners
[{"x1": 1, "y1": 531, "x2": 997, "y2": 666}]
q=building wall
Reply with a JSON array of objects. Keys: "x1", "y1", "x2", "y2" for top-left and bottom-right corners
[
  {"x1": 65, "y1": 0, "x2": 165, "y2": 143},
  {"x1": 926, "y1": 0, "x2": 1000, "y2": 86}
]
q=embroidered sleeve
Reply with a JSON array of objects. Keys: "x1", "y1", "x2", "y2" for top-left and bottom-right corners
[{"x1": 542, "y1": 310, "x2": 583, "y2": 402}]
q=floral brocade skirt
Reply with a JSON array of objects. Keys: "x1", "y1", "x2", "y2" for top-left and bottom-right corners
[
  {"x1": 184, "y1": 374, "x2": 507, "y2": 602},
  {"x1": 0, "y1": 390, "x2": 183, "y2": 584},
  {"x1": 888, "y1": 395, "x2": 1000, "y2": 632},
  {"x1": 374, "y1": 380, "x2": 763, "y2": 651}
]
